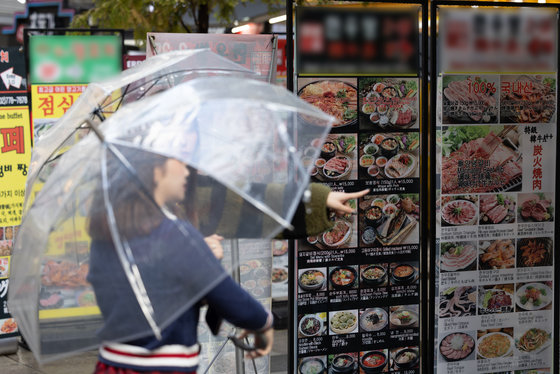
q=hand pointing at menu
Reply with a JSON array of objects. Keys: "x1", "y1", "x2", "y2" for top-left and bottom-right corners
[{"x1": 326, "y1": 189, "x2": 370, "y2": 215}]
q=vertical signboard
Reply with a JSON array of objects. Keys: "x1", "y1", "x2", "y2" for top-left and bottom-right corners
[
  {"x1": 432, "y1": 5, "x2": 557, "y2": 373},
  {"x1": 0, "y1": 47, "x2": 30, "y2": 339},
  {"x1": 293, "y1": 4, "x2": 425, "y2": 373}
]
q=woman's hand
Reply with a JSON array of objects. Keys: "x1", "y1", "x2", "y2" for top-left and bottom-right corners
[
  {"x1": 326, "y1": 189, "x2": 370, "y2": 215},
  {"x1": 238, "y1": 328, "x2": 274, "y2": 359},
  {"x1": 204, "y1": 234, "x2": 224, "y2": 260}
]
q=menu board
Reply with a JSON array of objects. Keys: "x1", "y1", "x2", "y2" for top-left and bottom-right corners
[
  {"x1": 434, "y1": 8, "x2": 557, "y2": 371},
  {"x1": 293, "y1": 6, "x2": 423, "y2": 373}
]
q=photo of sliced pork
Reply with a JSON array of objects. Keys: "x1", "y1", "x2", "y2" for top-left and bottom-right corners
[
  {"x1": 479, "y1": 193, "x2": 516, "y2": 225},
  {"x1": 439, "y1": 333, "x2": 475, "y2": 361},
  {"x1": 442, "y1": 199, "x2": 477, "y2": 226},
  {"x1": 442, "y1": 76, "x2": 499, "y2": 124},
  {"x1": 440, "y1": 242, "x2": 477, "y2": 272}
]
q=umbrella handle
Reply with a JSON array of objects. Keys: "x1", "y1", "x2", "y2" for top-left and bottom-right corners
[{"x1": 228, "y1": 332, "x2": 268, "y2": 352}]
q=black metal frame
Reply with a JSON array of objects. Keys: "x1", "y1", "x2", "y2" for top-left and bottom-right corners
[
  {"x1": 430, "y1": 1, "x2": 560, "y2": 372},
  {"x1": 287, "y1": 1, "x2": 429, "y2": 372},
  {"x1": 22, "y1": 28, "x2": 125, "y2": 84}
]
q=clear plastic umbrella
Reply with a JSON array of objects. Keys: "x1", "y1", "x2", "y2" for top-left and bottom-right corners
[
  {"x1": 25, "y1": 49, "x2": 257, "y2": 213},
  {"x1": 9, "y1": 76, "x2": 335, "y2": 364}
]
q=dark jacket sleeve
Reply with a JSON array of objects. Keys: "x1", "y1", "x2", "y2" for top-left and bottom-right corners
[{"x1": 204, "y1": 276, "x2": 272, "y2": 331}]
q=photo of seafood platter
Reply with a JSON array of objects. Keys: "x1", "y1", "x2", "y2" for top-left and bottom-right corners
[
  {"x1": 517, "y1": 193, "x2": 554, "y2": 222},
  {"x1": 439, "y1": 241, "x2": 477, "y2": 272},
  {"x1": 477, "y1": 328, "x2": 514, "y2": 359},
  {"x1": 439, "y1": 286, "x2": 476, "y2": 318},
  {"x1": 297, "y1": 78, "x2": 358, "y2": 128},
  {"x1": 310, "y1": 134, "x2": 357, "y2": 182},
  {"x1": 478, "y1": 284, "x2": 514, "y2": 315},
  {"x1": 515, "y1": 327, "x2": 552, "y2": 355},
  {"x1": 442, "y1": 75, "x2": 499, "y2": 124},
  {"x1": 358, "y1": 77, "x2": 419, "y2": 130},
  {"x1": 515, "y1": 282, "x2": 553, "y2": 312},
  {"x1": 440, "y1": 125, "x2": 522, "y2": 194},
  {"x1": 500, "y1": 75, "x2": 556, "y2": 124},
  {"x1": 479, "y1": 193, "x2": 516, "y2": 225},
  {"x1": 359, "y1": 194, "x2": 419, "y2": 246},
  {"x1": 440, "y1": 195, "x2": 478, "y2": 227},
  {"x1": 358, "y1": 132, "x2": 419, "y2": 179}
]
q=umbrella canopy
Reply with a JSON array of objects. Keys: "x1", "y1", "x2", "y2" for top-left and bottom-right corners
[
  {"x1": 9, "y1": 76, "x2": 335, "y2": 363},
  {"x1": 25, "y1": 49, "x2": 257, "y2": 213}
]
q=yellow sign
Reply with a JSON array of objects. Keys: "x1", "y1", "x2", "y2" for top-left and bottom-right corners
[
  {"x1": 0, "y1": 106, "x2": 31, "y2": 226},
  {"x1": 31, "y1": 84, "x2": 87, "y2": 119}
]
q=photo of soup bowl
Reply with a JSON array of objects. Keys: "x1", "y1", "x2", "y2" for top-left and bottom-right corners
[
  {"x1": 380, "y1": 137, "x2": 399, "y2": 158},
  {"x1": 329, "y1": 266, "x2": 358, "y2": 290},
  {"x1": 320, "y1": 141, "x2": 337, "y2": 160},
  {"x1": 375, "y1": 156, "x2": 387, "y2": 168},
  {"x1": 330, "y1": 354, "x2": 355, "y2": 374},
  {"x1": 367, "y1": 165, "x2": 380, "y2": 177},
  {"x1": 391, "y1": 264, "x2": 416, "y2": 284},
  {"x1": 365, "y1": 206, "x2": 385, "y2": 227},
  {"x1": 360, "y1": 351, "x2": 387, "y2": 373}
]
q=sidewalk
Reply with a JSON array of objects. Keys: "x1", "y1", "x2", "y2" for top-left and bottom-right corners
[{"x1": 0, "y1": 330, "x2": 288, "y2": 373}]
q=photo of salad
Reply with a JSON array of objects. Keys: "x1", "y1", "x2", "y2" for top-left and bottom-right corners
[
  {"x1": 359, "y1": 77, "x2": 419, "y2": 130},
  {"x1": 358, "y1": 132, "x2": 419, "y2": 180}
]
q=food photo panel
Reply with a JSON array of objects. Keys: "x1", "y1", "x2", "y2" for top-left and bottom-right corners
[
  {"x1": 311, "y1": 133, "x2": 358, "y2": 182},
  {"x1": 298, "y1": 313, "x2": 327, "y2": 338},
  {"x1": 441, "y1": 75, "x2": 499, "y2": 124},
  {"x1": 479, "y1": 239, "x2": 516, "y2": 270},
  {"x1": 479, "y1": 193, "x2": 516, "y2": 225},
  {"x1": 440, "y1": 241, "x2": 477, "y2": 272},
  {"x1": 438, "y1": 331, "x2": 476, "y2": 363},
  {"x1": 359, "y1": 349, "x2": 389, "y2": 373},
  {"x1": 440, "y1": 125, "x2": 522, "y2": 195},
  {"x1": 441, "y1": 195, "x2": 478, "y2": 227},
  {"x1": 298, "y1": 77, "x2": 358, "y2": 132},
  {"x1": 515, "y1": 281, "x2": 553, "y2": 312},
  {"x1": 303, "y1": 210, "x2": 357, "y2": 250},
  {"x1": 359, "y1": 264, "x2": 389, "y2": 288},
  {"x1": 500, "y1": 75, "x2": 556, "y2": 124},
  {"x1": 514, "y1": 325, "x2": 552, "y2": 356},
  {"x1": 357, "y1": 132, "x2": 420, "y2": 180},
  {"x1": 390, "y1": 346, "x2": 420, "y2": 371},
  {"x1": 329, "y1": 309, "x2": 359, "y2": 335},
  {"x1": 298, "y1": 268, "x2": 327, "y2": 293},
  {"x1": 358, "y1": 77, "x2": 419, "y2": 131},
  {"x1": 476, "y1": 328, "x2": 514, "y2": 360},
  {"x1": 389, "y1": 305, "x2": 419, "y2": 329},
  {"x1": 298, "y1": 356, "x2": 327, "y2": 374},
  {"x1": 328, "y1": 265, "x2": 359, "y2": 291},
  {"x1": 359, "y1": 307, "x2": 389, "y2": 333},
  {"x1": 517, "y1": 192, "x2": 554, "y2": 223},
  {"x1": 358, "y1": 193, "x2": 419, "y2": 247},
  {"x1": 478, "y1": 284, "x2": 515, "y2": 315},
  {"x1": 439, "y1": 286, "x2": 476, "y2": 318},
  {"x1": 328, "y1": 352, "x2": 359, "y2": 373},
  {"x1": 389, "y1": 262, "x2": 419, "y2": 286},
  {"x1": 516, "y1": 237, "x2": 553, "y2": 268}
]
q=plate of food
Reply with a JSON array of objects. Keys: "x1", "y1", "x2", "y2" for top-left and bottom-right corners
[
  {"x1": 517, "y1": 237, "x2": 553, "y2": 267},
  {"x1": 299, "y1": 314, "x2": 323, "y2": 337},
  {"x1": 330, "y1": 267, "x2": 357, "y2": 289},
  {"x1": 515, "y1": 327, "x2": 552, "y2": 354},
  {"x1": 361, "y1": 265, "x2": 387, "y2": 286},
  {"x1": 298, "y1": 80, "x2": 358, "y2": 127},
  {"x1": 516, "y1": 283, "x2": 552, "y2": 311},
  {"x1": 298, "y1": 269, "x2": 325, "y2": 291},
  {"x1": 298, "y1": 357, "x2": 325, "y2": 374},
  {"x1": 384, "y1": 153, "x2": 417, "y2": 178},
  {"x1": 477, "y1": 332, "x2": 513, "y2": 359},
  {"x1": 360, "y1": 308, "x2": 388, "y2": 332},
  {"x1": 479, "y1": 288, "x2": 514, "y2": 314},
  {"x1": 322, "y1": 156, "x2": 352, "y2": 180},
  {"x1": 322, "y1": 220, "x2": 352, "y2": 248},
  {"x1": 439, "y1": 287, "x2": 476, "y2": 318},
  {"x1": 442, "y1": 200, "x2": 477, "y2": 226},
  {"x1": 330, "y1": 311, "x2": 358, "y2": 334},
  {"x1": 439, "y1": 332, "x2": 475, "y2": 361},
  {"x1": 440, "y1": 242, "x2": 477, "y2": 272},
  {"x1": 272, "y1": 266, "x2": 289, "y2": 284},
  {"x1": 390, "y1": 309, "x2": 418, "y2": 327},
  {"x1": 272, "y1": 241, "x2": 288, "y2": 256},
  {"x1": 479, "y1": 239, "x2": 515, "y2": 270}
]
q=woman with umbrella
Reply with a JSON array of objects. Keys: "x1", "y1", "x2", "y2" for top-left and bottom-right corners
[{"x1": 86, "y1": 146, "x2": 367, "y2": 374}]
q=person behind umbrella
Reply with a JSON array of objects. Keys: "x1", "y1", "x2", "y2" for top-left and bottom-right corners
[{"x1": 87, "y1": 146, "x2": 367, "y2": 374}]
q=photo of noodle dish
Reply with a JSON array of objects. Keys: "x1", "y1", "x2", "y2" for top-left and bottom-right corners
[
  {"x1": 440, "y1": 241, "x2": 477, "y2": 272},
  {"x1": 441, "y1": 195, "x2": 478, "y2": 226},
  {"x1": 358, "y1": 77, "x2": 419, "y2": 130},
  {"x1": 440, "y1": 125, "x2": 522, "y2": 194},
  {"x1": 477, "y1": 329, "x2": 514, "y2": 359},
  {"x1": 442, "y1": 75, "x2": 499, "y2": 124},
  {"x1": 515, "y1": 327, "x2": 552, "y2": 354},
  {"x1": 298, "y1": 313, "x2": 326, "y2": 338},
  {"x1": 359, "y1": 194, "x2": 419, "y2": 246},
  {"x1": 500, "y1": 74, "x2": 556, "y2": 124},
  {"x1": 329, "y1": 310, "x2": 358, "y2": 335},
  {"x1": 389, "y1": 305, "x2": 418, "y2": 328},
  {"x1": 478, "y1": 284, "x2": 514, "y2": 315},
  {"x1": 312, "y1": 134, "x2": 357, "y2": 181},
  {"x1": 358, "y1": 132, "x2": 420, "y2": 180},
  {"x1": 515, "y1": 282, "x2": 552, "y2": 311},
  {"x1": 439, "y1": 286, "x2": 476, "y2": 318},
  {"x1": 298, "y1": 78, "x2": 358, "y2": 128}
]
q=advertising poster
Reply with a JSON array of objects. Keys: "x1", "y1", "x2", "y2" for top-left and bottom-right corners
[
  {"x1": 434, "y1": 8, "x2": 557, "y2": 374},
  {"x1": 146, "y1": 33, "x2": 277, "y2": 82},
  {"x1": 294, "y1": 5, "x2": 423, "y2": 374}
]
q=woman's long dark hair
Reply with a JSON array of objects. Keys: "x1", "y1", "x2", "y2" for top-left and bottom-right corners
[{"x1": 87, "y1": 146, "x2": 169, "y2": 240}]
